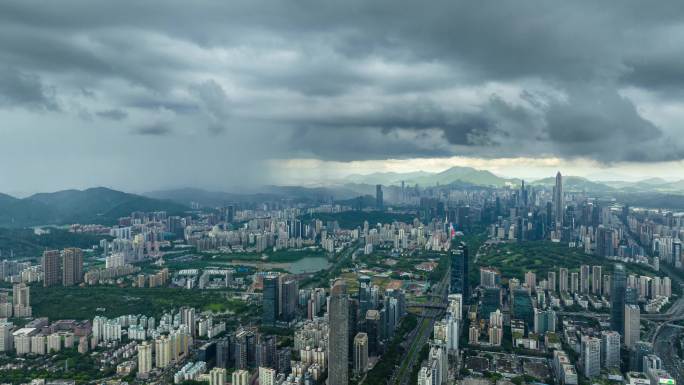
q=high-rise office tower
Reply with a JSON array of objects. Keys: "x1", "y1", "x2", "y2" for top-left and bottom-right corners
[
  {"x1": 358, "y1": 275, "x2": 372, "y2": 316},
  {"x1": 256, "y1": 335, "x2": 277, "y2": 369},
  {"x1": 42, "y1": 250, "x2": 62, "y2": 287},
  {"x1": 280, "y1": 278, "x2": 298, "y2": 321},
  {"x1": 329, "y1": 279, "x2": 350, "y2": 385},
  {"x1": 624, "y1": 304, "x2": 640, "y2": 347},
  {"x1": 262, "y1": 275, "x2": 279, "y2": 325},
  {"x1": 348, "y1": 298, "x2": 359, "y2": 361},
  {"x1": 597, "y1": 226, "x2": 617, "y2": 257},
  {"x1": 365, "y1": 310, "x2": 380, "y2": 356},
  {"x1": 592, "y1": 266, "x2": 602, "y2": 295},
  {"x1": 553, "y1": 171, "x2": 564, "y2": 226},
  {"x1": 353, "y1": 332, "x2": 369, "y2": 376},
  {"x1": 62, "y1": 248, "x2": 84, "y2": 286},
  {"x1": 611, "y1": 264, "x2": 627, "y2": 336},
  {"x1": 450, "y1": 242, "x2": 469, "y2": 303},
  {"x1": 580, "y1": 265, "x2": 590, "y2": 293},
  {"x1": 375, "y1": 185, "x2": 383, "y2": 210},
  {"x1": 601, "y1": 331, "x2": 621, "y2": 369}
]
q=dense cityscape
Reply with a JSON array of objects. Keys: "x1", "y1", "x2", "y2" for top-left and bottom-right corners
[
  {"x1": 0, "y1": 171, "x2": 682, "y2": 385},
  {"x1": 2, "y1": 1, "x2": 684, "y2": 385}
]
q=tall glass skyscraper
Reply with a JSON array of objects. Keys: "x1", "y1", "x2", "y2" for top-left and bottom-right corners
[
  {"x1": 262, "y1": 275, "x2": 279, "y2": 326},
  {"x1": 450, "y1": 242, "x2": 469, "y2": 303},
  {"x1": 610, "y1": 264, "x2": 627, "y2": 336},
  {"x1": 329, "y1": 279, "x2": 350, "y2": 385}
]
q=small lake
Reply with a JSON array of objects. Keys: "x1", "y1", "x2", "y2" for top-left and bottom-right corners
[{"x1": 288, "y1": 257, "x2": 331, "y2": 274}]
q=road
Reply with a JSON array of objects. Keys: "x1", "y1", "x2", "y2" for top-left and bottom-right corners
[
  {"x1": 390, "y1": 270, "x2": 449, "y2": 385},
  {"x1": 654, "y1": 324, "x2": 684, "y2": 384}
]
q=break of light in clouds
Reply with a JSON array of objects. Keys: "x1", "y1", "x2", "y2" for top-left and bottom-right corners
[
  {"x1": 1, "y1": 0, "x2": 684, "y2": 194},
  {"x1": 271, "y1": 158, "x2": 684, "y2": 186}
]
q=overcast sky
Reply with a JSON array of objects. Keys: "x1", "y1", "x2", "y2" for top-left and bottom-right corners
[{"x1": 1, "y1": 1, "x2": 684, "y2": 195}]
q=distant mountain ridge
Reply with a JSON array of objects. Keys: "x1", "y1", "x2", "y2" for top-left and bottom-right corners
[
  {"x1": 530, "y1": 176, "x2": 616, "y2": 192},
  {"x1": 342, "y1": 166, "x2": 683, "y2": 194},
  {"x1": 0, "y1": 187, "x2": 188, "y2": 227},
  {"x1": 343, "y1": 166, "x2": 517, "y2": 187}
]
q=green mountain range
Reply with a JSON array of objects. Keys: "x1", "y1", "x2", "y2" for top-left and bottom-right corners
[{"x1": 0, "y1": 187, "x2": 188, "y2": 227}]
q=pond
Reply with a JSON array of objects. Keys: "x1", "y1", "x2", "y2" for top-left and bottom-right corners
[{"x1": 288, "y1": 257, "x2": 331, "y2": 274}]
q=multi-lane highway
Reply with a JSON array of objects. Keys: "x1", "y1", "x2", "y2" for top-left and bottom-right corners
[{"x1": 391, "y1": 270, "x2": 449, "y2": 385}]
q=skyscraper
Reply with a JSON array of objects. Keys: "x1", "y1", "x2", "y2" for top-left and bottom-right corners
[
  {"x1": 137, "y1": 341, "x2": 152, "y2": 375},
  {"x1": 262, "y1": 275, "x2": 279, "y2": 325},
  {"x1": 42, "y1": 250, "x2": 62, "y2": 287},
  {"x1": 581, "y1": 336, "x2": 601, "y2": 378},
  {"x1": 450, "y1": 242, "x2": 469, "y2": 303},
  {"x1": 559, "y1": 268, "x2": 568, "y2": 292},
  {"x1": 611, "y1": 264, "x2": 627, "y2": 336},
  {"x1": 601, "y1": 331, "x2": 621, "y2": 369},
  {"x1": 553, "y1": 171, "x2": 564, "y2": 226},
  {"x1": 62, "y1": 248, "x2": 83, "y2": 286},
  {"x1": 547, "y1": 271, "x2": 557, "y2": 293},
  {"x1": 592, "y1": 265, "x2": 602, "y2": 295},
  {"x1": 580, "y1": 265, "x2": 590, "y2": 293},
  {"x1": 353, "y1": 332, "x2": 369, "y2": 377},
  {"x1": 571, "y1": 272, "x2": 579, "y2": 293},
  {"x1": 375, "y1": 184, "x2": 383, "y2": 210},
  {"x1": 358, "y1": 275, "x2": 372, "y2": 316},
  {"x1": 232, "y1": 369, "x2": 249, "y2": 385},
  {"x1": 259, "y1": 367, "x2": 276, "y2": 385},
  {"x1": 209, "y1": 367, "x2": 227, "y2": 385},
  {"x1": 329, "y1": 279, "x2": 350, "y2": 385},
  {"x1": 12, "y1": 283, "x2": 31, "y2": 317},
  {"x1": 624, "y1": 304, "x2": 640, "y2": 347},
  {"x1": 525, "y1": 271, "x2": 536, "y2": 292},
  {"x1": 280, "y1": 278, "x2": 298, "y2": 321},
  {"x1": 0, "y1": 320, "x2": 12, "y2": 352}
]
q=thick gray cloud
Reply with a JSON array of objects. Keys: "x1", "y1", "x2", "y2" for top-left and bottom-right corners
[
  {"x1": 0, "y1": 67, "x2": 57, "y2": 110},
  {"x1": 96, "y1": 109, "x2": 127, "y2": 121},
  {"x1": 1, "y1": 0, "x2": 684, "y2": 192},
  {"x1": 133, "y1": 123, "x2": 172, "y2": 136}
]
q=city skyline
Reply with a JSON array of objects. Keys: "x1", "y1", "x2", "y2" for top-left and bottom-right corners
[{"x1": 2, "y1": 2, "x2": 684, "y2": 384}]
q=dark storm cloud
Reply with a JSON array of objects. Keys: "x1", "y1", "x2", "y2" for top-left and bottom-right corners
[
  {"x1": 0, "y1": 0, "x2": 683, "y2": 166},
  {"x1": 0, "y1": 67, "x2": 58, "y2": 110},
  {"x1": 133, "y1": 123, "x2": 172, "y2": 136},
  {"x1": 96, "y1": 109, "x2": 127, "y2": 121}
]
